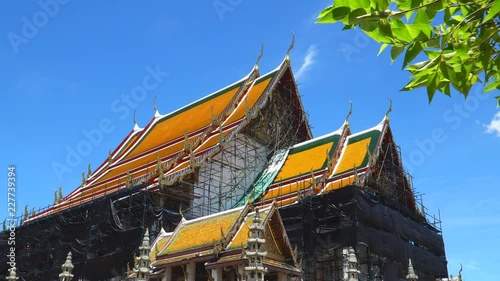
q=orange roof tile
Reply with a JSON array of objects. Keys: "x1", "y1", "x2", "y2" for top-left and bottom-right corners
[{"x1": 159, "y1": 207, "x2": 244, "y2": 256}]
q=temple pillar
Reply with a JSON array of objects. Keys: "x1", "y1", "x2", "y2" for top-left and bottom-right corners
[
  {"x1": 161, "y1": 266, "x2": 172, "y2": 281},
  {"x1": 186, "y1": 262, "x2": 196, "y2": 281},
  {"x1": 211, "y1": 267, "x2": 223, "y2": 281},
  {"x1": 237, "y1": 265, "x2": 245, "y2": 281}
]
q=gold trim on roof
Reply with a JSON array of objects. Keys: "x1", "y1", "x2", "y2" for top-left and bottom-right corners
[
  {"x1": 285, "y1": 32, "x2": 295, "y2": 64},
  {"x1": 385, "y1": 97, "x2": 392, "y2": 121}
]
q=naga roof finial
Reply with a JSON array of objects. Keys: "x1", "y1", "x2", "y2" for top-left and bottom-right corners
[
  {"x1": 253, "y1": 42, "x2": 264, "y2": 73},
  {"x1": 285, "y1": 32, "x2": 295, "y2": 63},
  {"x1": 133, "y1": 109, "x2": 142, "y2": 132},
  {"x1": 179, "y1": 206, "x2": 184, "y2": 219},
  {"x1": 385, "y1": 97, "x2": 392, "y2": 122},
  {"x1": 345, "y1": 100, "x2": 353, "y2": 126},
  {"x1": 153, "y1": 96, "x2": 158, "y2": 112}
]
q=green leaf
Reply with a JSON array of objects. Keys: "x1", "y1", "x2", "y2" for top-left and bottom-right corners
[
  {"x1": 378, "y1": 43, "x2": 389, "y2": 56},
  {"x1": 372, "y1": 0, "x2": 390, "y2": 10},
  {"x1": 391, "y1": 19, "x2": 413, "y2": 43},
  {"x1": 316, "y1": 6, "x2": 351, "y2": 23},
  {"x1": 439, "y1": 81, "x2": 451, "y2": 97},
  {"x1": 410, "y1": 0, "x2": 423, "y2": 9},
  {"x1": 334, "y1": 0, "x2": 350, "y2": 7},
  {"x1": 397, "y1": 0, "x2": 411, "y2": 12},
  {"x1": 379, "y1": 19, "x2": 393, "y2": 38},
  {"x1": 317, "y1": 5, "x2": 334, "y2": 19},
  {"x1": 427, "y1": 71, "x2": 438, "y2": 102},
  {"x1": 350, "y1": 0, "x2": 370, "y2": 10},
  {"x1": 484, "y1": 0, "x2": 500, "y2": 22},
  {"x1": 424, "y1": 49, "x2": 441, "y2": 60},
  {"x1": 484, "y1": 80, "x2": 500, "y2": 93},
  {"x1": 414, "y1": 8, "x2": 430, "y2": 25},
  {"x1": 403, "y1": 42, "x2": 423, "y2": 68},
  {"x1": 348, "y1": 8, "x2": 368, "y2": 25},
  {"x1": 401, "y1": 72, "x2": 429, "y2": 91},
  {"x1": 391, "y1": 45, "x2": 405, "y2": 62},
  {"x1": 427, "y1": 37, "x2": 441, "y2": 48},
  {"x1": 425, "y1": 0, "x2": 445, "y2": 21},
  {"x1": 407, "y1": 24, "x2": 432, "y2": 41},
  {"x1": 444, "y1": 6, "x2": 459, "y2": 23},
  {"x1": 496, "y1": 96, "x2": 500, "y2": 108}
]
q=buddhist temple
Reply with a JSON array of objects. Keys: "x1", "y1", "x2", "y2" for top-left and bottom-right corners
[{"x1": 0, "y1": 43, "x2": 448, "y2": 281}]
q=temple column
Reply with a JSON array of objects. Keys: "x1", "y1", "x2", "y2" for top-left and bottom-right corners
[
  {"x1": 161, "y1": 266, "x2": 172, "y2": 281},
  {"x1": 211, "y1": 267, "x2": 223, "y2": 281},
  {"x1": 237, "y1": 265, "x2": 245, "y2": 281},
  {"x1": 186, "y1": 262, "x2": 196, "y2": 281},
  {"x1": 277, "y1": 272, "x2": 288, "y2": 281}
]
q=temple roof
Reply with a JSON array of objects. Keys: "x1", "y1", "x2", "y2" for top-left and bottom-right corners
[
  {"x1": 29, "y1": 57, "x2": 311, "y2": 221},
  {"x1": 160, "y1": 206, "x2": 246, "y2": 256},
  {"x1": 257, "y1": 123, "x2": 348, "y2": 207},
  {"x1": 150, "y1": 228, "x2": 173, "y2": 262},
  {"x1": 321, "y1": 117, "x2": 387, "y2": 193},
  {"x1": 246, "y1": 114, "x2": 410, "y2": 208},
  {"x1": 153, "y1": 204, "x2": 298, "y2": 272}
]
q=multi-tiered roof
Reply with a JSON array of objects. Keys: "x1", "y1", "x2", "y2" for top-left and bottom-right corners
[{"x1": 28, "y1": 42, "x2": 414, "y2": 223}]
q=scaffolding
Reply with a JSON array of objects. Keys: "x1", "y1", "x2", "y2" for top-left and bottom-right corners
[{"x1": 154, "y1": 73, "x2": 310, "y2": 219}]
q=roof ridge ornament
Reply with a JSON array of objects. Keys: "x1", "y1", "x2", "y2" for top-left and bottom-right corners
[
  {"x1": 178, "y1": 206, "x2": 184, "y2": 220},
  {"x1": 345, "y1": 100, "x2": 353, "y2": 126},
  {"x1": 385, "y1": 97, "x2": 392, "y2": 122},
  {"x1": 133, "y1": 109, "x2": 142, "y2": 132},
  {"x1": 253, "y1": 42, "x2": 264, "y2": 73},
  {"x1": 81, "y1": 172, "x2": 86, "y2": 186},
  {"x1": 285, "y1": 32, "x2": 295, "y2": 64},
  {"x1": 87, "y1": 163, "x2": 92, "y2": 178},
  {"x1": 153, "y1": 96, "x2": 162, "y2": 118},
  {"x1": 108, "y1": 150, "x2": 113, "y2": 166}
]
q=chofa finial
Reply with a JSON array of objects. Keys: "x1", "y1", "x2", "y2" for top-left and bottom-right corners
[
  {"x1": 285, "y1": 32, "x2": 295, "y2": 63},
  {"x1": 153, "y1": 96, "x2": 158, "y2": 112},
  {"x1": 385, "y1": 97, "x2": 392, "y2": 121},
  {"x1": 253, "y1": 42, "x2": 264, "y2": 72},
  {"x1": 345, "y1": 100, "x2": 353, "y2": 125}
]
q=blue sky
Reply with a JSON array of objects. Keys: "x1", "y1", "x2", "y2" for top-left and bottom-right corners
[{"x1": 1, "y1": 1, "x2": 499, "y2": 279}]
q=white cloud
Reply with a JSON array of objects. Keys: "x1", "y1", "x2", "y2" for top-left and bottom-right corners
[
  {"x1": 485, "y1": 112, "x2": 500, "y2": 137},
  {"x1": 295, "y1": 45, "x2": 317, "y2": 81}
]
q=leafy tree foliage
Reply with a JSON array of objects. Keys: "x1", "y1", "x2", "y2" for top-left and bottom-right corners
[{"x1": 317, "y1": 0, "x2": 500, "y2": 106}]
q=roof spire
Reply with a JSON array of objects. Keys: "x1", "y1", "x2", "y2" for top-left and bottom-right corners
[
  {"x1": 406, "y1": 259, "x2": 418, "y2": 281},
  {"x1": 152, "y1": 96, "x2": 161, "y2": 118},
  {"x1": 108, "y1": 150, "x2": 113, "y2": 166},
  {"x1": 285, "y1": 32, "x2": 295, "y2": 64},
  {"x1": 253, "y1": 42, "x2": 264, "y2": 73},
  {"x1": 133, "y1": 109, "x2": 142, "y2": 132},
  {"x1": 87, "y1": 163, "x2": 92, "y2": 178},
  {"x1": 385, "y1": 97, "x2": 392, "y2": 122},
  {"x1": 178, "y1": 206, "x2": 184, "y2": 220},
  {"x1": 345, "y1": 100, "x2": 353, "y2": 126},
  {"x1": 346, "y1": 247, "x2": 359, "y2": 281},
  {"x1": 59, "y1": 252, "x2": 74, "y2": 281},
  {"x1": 6, "y1": 267, "x2": 19, "y2": 281}
]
